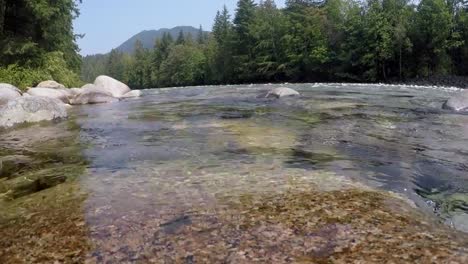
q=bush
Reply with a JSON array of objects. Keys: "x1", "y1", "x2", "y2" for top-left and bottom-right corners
[{"x1": 0, "y1": 52, "x2": 82, "y2": 91}]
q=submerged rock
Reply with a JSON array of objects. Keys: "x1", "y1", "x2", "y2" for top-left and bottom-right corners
[
  {"x1": 0, "y1": 168, "x2": 67, "y2": 200},
  {"x1": 443, "y1": 90, "x2": 468, "y2": 112},
  {"x1": 70, "y1": 91, "x2": 119, "y2": 105},
  {"x1": 94, "y1": 75, "x2": 131, "y2": 98},
  {"x1": 0, "y1": 155, "x2": 33, "y2": 179},
  {"x1": 266, "y1": 87, "x2": 300, "y2": 99},
  {"x1": 0, "y1": 83, "x2": 21, "y2": 105},
  {"x1": 26, "y1": 88, "x2": 71, "y2": 104},
  {"x1": 36, "y1": 80, "x2": 65, "y2": 89},
  {"x1": 0, "y1": 97, "x2": 67, "y2": 128}
]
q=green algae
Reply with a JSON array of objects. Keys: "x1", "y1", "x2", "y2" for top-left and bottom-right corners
[
  {"x1": 0, "y1": 119, "x2": 88, "y2": 200},
  {"x1": 0, "y1": 182, "x2": 91, "y2": 263}
]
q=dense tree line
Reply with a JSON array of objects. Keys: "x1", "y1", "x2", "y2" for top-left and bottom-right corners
[
  {"x1": 85, "y1": 0, "x2": 468, "y2": 88},
  {"x1": 0, "y1": 0, "x2": 82, "y2": 89}
]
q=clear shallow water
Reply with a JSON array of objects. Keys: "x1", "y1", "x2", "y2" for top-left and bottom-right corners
[{"x1": 1, "y1": 83, "x2": 468, "y2": 262}]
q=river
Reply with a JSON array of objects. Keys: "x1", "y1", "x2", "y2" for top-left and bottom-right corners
[{"x1": 1, "y1": 83, "x2": 467, "y2": 262}]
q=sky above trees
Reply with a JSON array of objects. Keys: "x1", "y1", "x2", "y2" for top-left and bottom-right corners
[{"x1": 74, "y1": 0, "x2": 286, "y2": 55}]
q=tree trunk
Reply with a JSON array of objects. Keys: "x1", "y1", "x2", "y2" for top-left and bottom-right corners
[
  {"x1": 399, "y1": 45, "x2": 402, "y2": 81},
  {"x1": 382, "y1": 63, "x2": 387, "y2": 81},
  {"x1": 0, "y1": 0, "x2": 6, "y2": 35}
]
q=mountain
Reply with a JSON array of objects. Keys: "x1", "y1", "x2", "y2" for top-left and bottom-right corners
[{"x1": 115, "y1": 26, "x2": 204, "y2": 53}]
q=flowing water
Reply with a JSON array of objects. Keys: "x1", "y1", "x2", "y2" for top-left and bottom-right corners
[{"x1": 1, "y1": 83, "x2": 468, "y2": 262}]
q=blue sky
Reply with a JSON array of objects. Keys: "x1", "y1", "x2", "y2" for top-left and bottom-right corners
[{"x1": 74, "y1": 0, "x2": 286, "y2": 55}]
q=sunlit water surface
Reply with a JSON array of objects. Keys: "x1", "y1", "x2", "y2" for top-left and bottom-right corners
[{"x1": 1, "y1": 83, "x2": 468, "y2": 262}]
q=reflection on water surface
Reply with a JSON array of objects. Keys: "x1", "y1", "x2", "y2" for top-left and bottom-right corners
[{"x1": 1, "y1": 84, "x2": 468, "y2": 262}]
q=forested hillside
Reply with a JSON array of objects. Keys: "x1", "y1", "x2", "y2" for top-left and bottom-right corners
[
  {"x1": 0, "y1": 0, "x2": 82, "y2": 89},
  {"x1": 81, "y1": 0, "x2": 468, "y2": 89},
  {"x1": 116, "y1": 26, "x2": 204, "y2": 53}
]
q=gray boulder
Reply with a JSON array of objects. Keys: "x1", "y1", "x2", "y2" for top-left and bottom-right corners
[
  {"x1": 443, "y1": 90, "x2": 468, "y2": 112},
  {"x1": 81, "y1": 83, "x2": 112, "y2": 96},
  {"x1": 94, "y1": 75, "x2": 131, "y2": 98},
  {"x1": 36, "y1": 80, "x2": 65, "y2": 89},
  {"x1": 26, "y1": 87, "x2": 71, "y2": 104},
  {"x1": 70, "y1": 91, "x2": 119, "y2": 105},
  {"x1": 121, "y1": 90, "x2": 142, "y2": 98},
  {"x1": 69, "y1": 88, "x2": 83, "y2": 96},
  {"x1": 0, "y1": 96, "x2": 67, "y2": 128},
  {"x1": 0, "y1": 83, "x2": 22, "y2": 105},
  {"x1": 266, "y1": 87, "x2": 300, "y2": 99}
]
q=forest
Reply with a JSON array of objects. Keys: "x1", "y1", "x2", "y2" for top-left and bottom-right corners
[
  {"x1": 2, "y1": 0, "x2": 468, "y2": 89},
  {"x1": 82, "y1": 0, "x2": 468, "y2": 89},
  {"x1": 0, "y1": 0, "x2": 82, "y2": 89}
]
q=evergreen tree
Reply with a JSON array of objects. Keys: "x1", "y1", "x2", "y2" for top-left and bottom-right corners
[
  {"x1": 0, "y1": 0, "x2": 82, "y2": 88},
  {"x1": 78, "y1": 0, "x2": 468, "y2": 88},
  {"x1": 212, "y1": 5, "x2": 235, "y2": 83},
  {"x1": 250, "y1": 0, "x2": 289, "y2": 81},
  {"x1": 284, "y1": 0, "x2": 330, "y2": 81},
  {"x1": 413, "y1": 0, "x2": 460, "y2": 75},
  {"x1": 176, "y1": 30, "x2": 185, "y2": 45},
  {"x1": 106, "y1": 49, "x2": 125, "y2": 81},
  {"x1": 197, "y1": 25, "x2": 206, "y2": 44},
  {"x1": 233, "y1": 0, "x2": 257, "y2": 81},
  {"x1": 159, "y1": 45, "x2": 206, "y2": 87},
  {"x1": 128, "y1": 40, "x2": 150, "y2": 88}
]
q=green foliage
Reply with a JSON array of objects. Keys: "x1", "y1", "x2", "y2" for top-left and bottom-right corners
[
  {"x1": 0, "y1": 65, "x2": 49, "y2": 91},
  {"x1": 159, "y1": 45, "x2": 206, "y2": 87},
  {"x1": 79, "y1": 0, "x2": 468, "y2": 88},
  {"x1": 0, "y1": 0, "x2": 82, "y2": 88},
  {"x1": 0, "y1": 52, "x2": 81, "y2": 90}
]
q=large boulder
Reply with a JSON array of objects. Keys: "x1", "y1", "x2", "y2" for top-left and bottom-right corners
[
  {"x1": 0, "y1": 96, "x2": 67, "y2": 128},
  {"x1": 443, "y1": 90, "x2": 468, "y2": 112},
  {"x1": 26, "y1": 88, "x2": 71, "y2": 104},
  {"x1": 121, "y1": 90, "x2": 142, "y2": 98},
  {"x1": 81, "y1": 83, "x2": 96, "y2": 90},
  {"x1": 81, "y1": 83, "x2": 112, "y2": 96},
  {"x1": 69, "y1": 88, "x2": 83, "y2": 96},
  {"x1": 0, "y1": 83, "x2": 22, "y2": 105},
  {"x1": 94, "y1": 75, "x2": 131, "y2": 98},
  {"x1": 36, "y1": 80, "x2": 65, "y2": 89},
  {"x1": 266, "y1": 87, "x2": 300, "y2": 99},
  {"x1": 70, "y1": 91, "x2": 119, "y2": 105}
]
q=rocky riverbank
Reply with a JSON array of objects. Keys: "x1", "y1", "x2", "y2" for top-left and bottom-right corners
[{"x1": 0, "y1": 76, "x2": 140, "y2": 128}]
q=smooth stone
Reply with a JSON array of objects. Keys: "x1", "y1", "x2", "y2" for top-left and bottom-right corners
[
  {"x1": 0, "y1": 83, "x2": 22, "y2": 105},
  {"x1": 70, "y1": 91, "x2": 119, "y2": 105},
  {"x1": 0, "y1": 155, "x2": 33, "y2": 179},
  {"x1": 450, "y1": 213, "x2": 468, "y2": 233},
  {"x1": 36, "y1": 80, "x2": 65, "y2": 89},
  {"x1": 266, "y1": 87, "x2": 300, "y2": 99},
  {"x1": 0, "y1": 96, "x2": 67, "y2": 128},
  {"x1": 0, "y1": 165, "x2": 80, "y2": 200},
  {"x1": 69, "y1": 88, "x2": 83, "y2": 96},
  {"x1": 94, "y1": 75, "x2": 131, "y2": 98},
  {"x1": 81, "y1": 83, "x2": 112, "y2": 96},
  {"x1": 121, "y1": 90, "x2": 142, "y2": 98},
  {"x1": 81, "y1": 83, "x2": 95, "y2": 89},
  {"x1": 443, "y1": 90, "x2": 468, "y2": 112},
  {"x1": 26, "y1": 88, "x2": 71, "y2": 104}
]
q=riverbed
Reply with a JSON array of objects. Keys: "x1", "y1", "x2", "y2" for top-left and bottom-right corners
[{"x1": 1, "y1": 83, "x2": 467, "y2": 262}]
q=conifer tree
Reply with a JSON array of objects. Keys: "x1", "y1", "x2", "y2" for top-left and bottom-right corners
[
  {"x1": 233, "y1": 0, "x2": 257, "y2": 81},
  {"x1": 176, "y1": 30, "x2": 186, "y2": 45}
]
